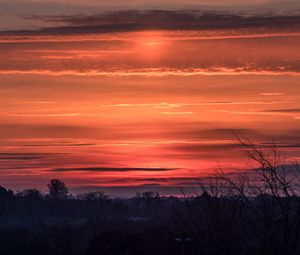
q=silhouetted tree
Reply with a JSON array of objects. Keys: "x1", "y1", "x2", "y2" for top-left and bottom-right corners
[
  {"x1": 17, "y1": 189, "x2": 43, "y2": 200},
  {"x1": 0, "y1": 186, "x2": 13, "y2": 198},
  {"x1": 136, "y1": 191, "x2": 160, "y2": 200},
  {"x1": 0, "y1": 186, "x2": 14, "y2": 216},
  {"x1": 46, "y1": 179, "x2": 69, "y2": 200},
  {"x1": 79, "y1": 191, "x2": 109, "y2": 201},
  {"x1": 17, "y1": 189, "x2": 43, "y2": 215}
]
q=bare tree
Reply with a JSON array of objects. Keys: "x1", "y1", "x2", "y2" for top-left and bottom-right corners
[
  {"x1": 208, "y1": 138, "x2": 300, "y2": 255},
  {"x1": 173, "y1": 138, "x2": 300, "y2": 255}
]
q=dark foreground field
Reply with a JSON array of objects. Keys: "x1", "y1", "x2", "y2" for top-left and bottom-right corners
[{"x1": 1, "y1": 185, "x2": 300, "y2": 255}]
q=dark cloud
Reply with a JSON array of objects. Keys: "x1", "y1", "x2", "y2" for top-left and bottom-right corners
[
  {"x1": 22, "y1": 143, "x2": 96, "y2": 147},
  {"x1": 2, "y1": 0, "x2": 300, "y2": 17},
  {"x1": 174, "y1": 128, "x2": 264, "y2": 140},
  {"x1": 169, "y1": 141, "x2": 300, "y2": 155},
  {"x1": 262, "y1": 143, "x2": 300, "y2": 148},
  {"x1": 0, "y1": 123, "x2": 102, "y2": 139},
  {"x1": 264, "y1": 108, "x2": 300, "y2": 113},
  {"x1": 172, "y1": 128, "x2": 300, "y2": 143},
  {"x1": 2, "y1": 10, "x2": 300, "y2": 35},
  {"x1": 171, "y1": 143, "x2": 241, "y2": 152},
  {"x1": 0, "y1": 1, "x2": 99, "y2": 15},
  {"x1": 0, "y1": 156, "x2": 41, "y2": 161},
  {"x1": 52, "y1": 167, "x2": 177, "y2": 172},
  {"x1": 0, "y1": 152, "x2": 56, "y2": 160}
]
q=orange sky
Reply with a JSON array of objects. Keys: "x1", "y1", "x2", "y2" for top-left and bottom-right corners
[{"x1": 1, "y1": 11, "x2": 300, "y2": 196}]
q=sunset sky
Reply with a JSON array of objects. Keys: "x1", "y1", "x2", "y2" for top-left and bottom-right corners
[{"x1": 1, "y1": 0, "x2": 300, "y2": 196}]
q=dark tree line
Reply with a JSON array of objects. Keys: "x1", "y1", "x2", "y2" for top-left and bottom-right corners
[{"x1": 1, "y1": 140, "x2": 300, "y2": 255}]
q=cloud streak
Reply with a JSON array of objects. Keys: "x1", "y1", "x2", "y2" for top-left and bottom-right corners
[
  {"x1": 52, "y1": 167, "x2": 177, "y2": 172},
  {"x1": 3, "y1": 11, "x2": 300, "y2": 35},
  {"x1": 0, "y1": 68, "x2": 300, "y2": 77}
]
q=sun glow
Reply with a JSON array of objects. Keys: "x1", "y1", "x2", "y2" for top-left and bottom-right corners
[{"x1": 134, "y1": 31, "x2": 169, "y2": 60}]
